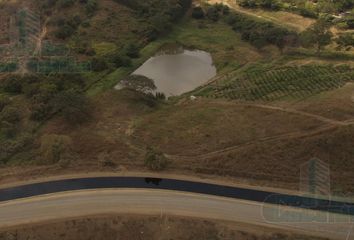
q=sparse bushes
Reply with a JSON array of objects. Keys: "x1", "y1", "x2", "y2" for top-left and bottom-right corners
[{"x1": 53, "y1": 90, "x2": 92, "y2": 125}]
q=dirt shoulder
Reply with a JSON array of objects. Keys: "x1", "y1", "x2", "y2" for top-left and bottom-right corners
[{"x1": 0, "y1": 214, "x2": 328, "y2": 240}]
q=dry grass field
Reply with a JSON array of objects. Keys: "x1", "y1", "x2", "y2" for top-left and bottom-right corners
[{"x1": 0, "y1": 215, "x2": 328, "y2": 240}]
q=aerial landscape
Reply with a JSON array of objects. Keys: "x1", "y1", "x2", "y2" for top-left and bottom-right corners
[{"x1": 0, "y1": 0, "x2": 354, "y2": 239}]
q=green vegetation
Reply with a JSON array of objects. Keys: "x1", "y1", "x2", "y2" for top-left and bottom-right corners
[
  {"x1": 0, "y1": 62, "x2": 18, "y2": 73},
  {"x1": 225, "y1": 11, "x2": 297, "y2": 51},
  {"x1": 120, "y1": 75, "x2": 157, "y2": 94},
  {"x1": 202, "y1": 64, "x2": 354, "y2": 101},
  {"x1": 144, "y1": 147, "x2": 168, "y2": 171},
  {"x1": 300, "y1": 18, "x2": 333, "y2": 54}
]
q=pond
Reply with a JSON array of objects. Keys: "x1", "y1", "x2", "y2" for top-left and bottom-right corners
[{"x1": 119, "y1": 47, "x2": 217, "y2": 97}]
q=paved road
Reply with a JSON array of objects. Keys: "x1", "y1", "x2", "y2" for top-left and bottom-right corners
[{"x1": 0, "y1": 189, "x2": 353, "y2": 239}]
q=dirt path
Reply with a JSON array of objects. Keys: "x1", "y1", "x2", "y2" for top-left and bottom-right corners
[
  {"x1": 231, "y1": 102, "x2": 351, "y2": 126},
  {"x1": 205, "y1": 0, "x2": 314, "y2": 32},
  {"x1": 166, "y1": 123, "x2": 339, "y2": 160},
  {"x1": 33, "y1": 18, "x2": 48, "y2": 57},
  {"x1": 167, "y1": 100, "x2": 354, "y2": 159},
  {"x1": 16, "y1": 17, "x2": 48, "y2": 75}
]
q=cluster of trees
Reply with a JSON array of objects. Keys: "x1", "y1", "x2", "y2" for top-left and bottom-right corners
[
  {"x1": 114, "y1": 0, "x2": 192, "y2": 39},
  {"x1": 238, "y1": 0, "x2": 318, "y2": 18},
  {"x1": 192, "y1": 3, "x2": 230, "y2": 21},
  {"x1": 53, "y1": 15, "x2": 82, "y2": 39},
  {"x1": 238, "y1": 0, "x2": 282, "y2": 11},
  {"x1": 313, "y1": 0, "x2": 353, "y2": 14},
  {"x1": 43, "y1": 0, "x2": 98, "y2": 39},
  {"x1": 0, "y1": 74, "x2": 92, "y2": 126},
  {"x1": 300, "y1": 18, "x2": 333, "y2": 54},
  {"x1": 225, "y1": 12, "x2": 297, "y2": 51},
  {"x1": 91, "y1": 42, "x2": 140, "y2": 72},
  {"x1": 120, "y1": 74, "x2": 166, "y2": 103}
]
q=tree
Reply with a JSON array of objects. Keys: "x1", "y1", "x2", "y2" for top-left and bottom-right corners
[
  {"x1": 300, "y1": 19, "x2": 333, "y2": 54},
  {"x1": 120, "y1": 75, "x2": 157, "y2": 94}
]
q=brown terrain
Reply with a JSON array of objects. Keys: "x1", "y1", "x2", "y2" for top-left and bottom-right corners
[
  {"x1": 1, "y1": 82, "x2": 354, "y2": 194},
  {"x1": 0, "y1": 0, "x2": 347, "y2": 194},
  {"x1": 0, "y1": 214, "x2": 328, "y2": 240}
]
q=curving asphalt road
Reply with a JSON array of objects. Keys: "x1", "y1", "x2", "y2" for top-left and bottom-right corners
[{"x1": 0, "y1": 177, "x2": 353, "y2": 239}]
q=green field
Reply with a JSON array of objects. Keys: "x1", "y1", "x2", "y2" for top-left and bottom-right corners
[{"x1": 201, "y1": 65, "x2": 354, "y2": 101}]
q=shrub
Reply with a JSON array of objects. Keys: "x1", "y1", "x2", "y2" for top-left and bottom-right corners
[
  {"x1": 57, "y1": 0, "x2": 75, "y2": 8},
  {"x1": 39, "y1": 134, "x2": 72, "y2": 164},
  {"x1": 85, "y1": 0, "x2": 98, "y2": 15},
  {"x1": 206, "y1": 6, "x2": 220, "y2": 22},
  {"x1": 1, "y1": 75, "x2": 23, "y2": 94},
  {"x1": 110, "y1": 52, "x2": 132, "y2": 68},
  {"x1": 53, "y1": 90, "x2": 92, "y2": 125},
  {"x1": 30, "y1": 103, "x2": 52, "y2": 121},
  {"x1": 55, "y1": 24, "x2": 75, "y2": 39},
  {"x1": 0, "y1": 106, "x2": 21, "y2": 138},
  {"x1": 0, "y1": 96, "x2": 10, "y2": 112},
  {"x1": 0, "y1": 106, "x2": 20, "y2": 124},
  {"x1": 91, "y1": 57, "x2": 108, "y2": 71},
  {"x1": 124, "y1": 43, "x2": 140, "y2": 58},
  {"x1": 144, "y1": 147, "x2": 168, "y2": 171},
  {"x1": 192, "y1": 6, "x2": 205, "y2": 19}
]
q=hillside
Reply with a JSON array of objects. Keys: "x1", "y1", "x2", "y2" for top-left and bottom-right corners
[{"x1": 0, "y1": 0, "x2": 354, "y2": 197}]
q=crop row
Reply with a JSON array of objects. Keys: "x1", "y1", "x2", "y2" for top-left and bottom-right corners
[{"x1": 207, "y1": 65, "x2": 354, "y2": 101}]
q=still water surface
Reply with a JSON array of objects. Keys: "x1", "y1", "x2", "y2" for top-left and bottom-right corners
[{"x1": 132, "y1": 49, "x2": 217, "y2": 96}]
